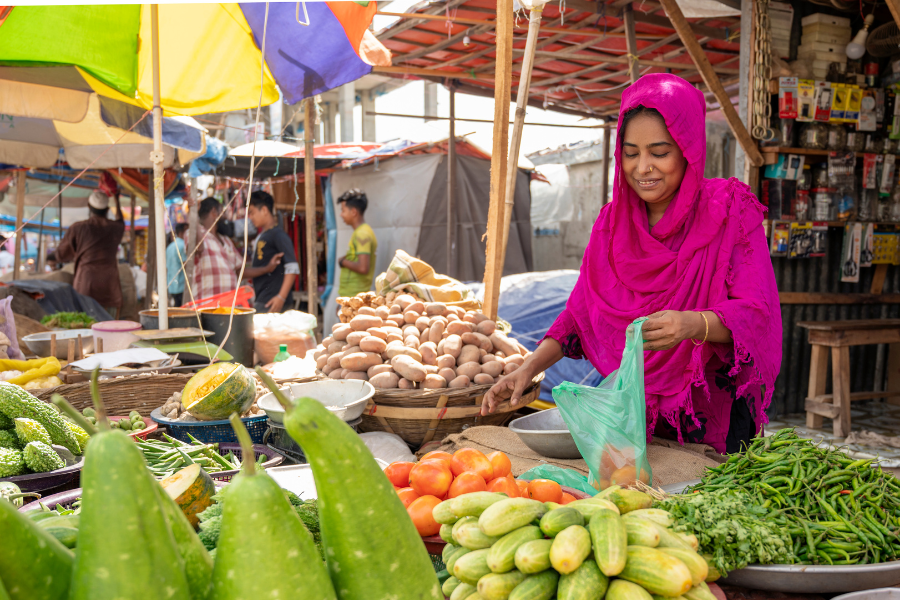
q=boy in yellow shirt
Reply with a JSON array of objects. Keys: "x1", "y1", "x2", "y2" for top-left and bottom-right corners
[{"x1": 337, "y1": 189, "x2": 377, "y2": 297}]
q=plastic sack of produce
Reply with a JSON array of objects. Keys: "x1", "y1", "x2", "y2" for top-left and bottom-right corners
[
  {"x1": 552, "y1": 317, "x2": 652, "y2": 491},
  {"x1": 253, "y1": 310, "x2": 317, "y2": 363},
  {"x1": 374, "y1": 249, "x2": 480, "y2": 311}
]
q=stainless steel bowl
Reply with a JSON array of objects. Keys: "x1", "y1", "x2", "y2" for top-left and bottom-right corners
[
  {"x1": 508, "y1": 407, "x2": 582, "y2": 459},
  {"x1": 257, "y1": 379, "x2": 374, "y2": 424},
  {"x1": 23, "y1": 329, "x2": 95, "y2": 359}
]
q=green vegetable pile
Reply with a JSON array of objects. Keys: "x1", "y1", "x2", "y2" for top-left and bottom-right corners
[
  {"x1": 197, "y1": 489, "x2": 322, "y2": 559},
  {"x1": 135, "y1": 433, "x2": 261, "y2": 479},
  {"x1": 682, "y1": 428, "x2": 900, "y2": 566},
  {"x1": 655, "y1": 488, "x2": 793, "y2": 576},
  {"x1": 40, "y1": 312, "x2": 96, "y2": 329}
]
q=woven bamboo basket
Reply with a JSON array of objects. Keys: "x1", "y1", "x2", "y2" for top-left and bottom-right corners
[
  {"x1": 34, "y1": 374, "x2": 191, "y2": 414},
  {"x1": 359, "y1": 373, "x2": 544, "y2": 449}
]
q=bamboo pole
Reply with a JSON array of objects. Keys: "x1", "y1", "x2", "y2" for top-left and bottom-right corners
[
  {"x1": 447, "y1": 86, "x2": 456, "y2": 277},
  {"x1": 623, "y1": 3, "x2": 639, "y2": 83},
  {"x1": 150, "y1": 4, "x2": 168, "y2": 328},
  {"x1": 303, "y1": 99, "x2": 317, "y2": 318},
  {"x1": 12, "y1": 170, "x2": 24, "y2": 280},
  {"x1": 481, "y1": 0, "x2": 513, "y2": 320},
  {"x1": 184, "y1": 181, "x2": 198, "y2": 298},
  {"x1": 498, "y1": 4, "x2": 543, "y2": 275}
]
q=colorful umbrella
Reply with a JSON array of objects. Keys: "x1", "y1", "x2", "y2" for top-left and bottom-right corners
[{"x1": 0, "y1": 3, "x2": 391, "y2": 115}]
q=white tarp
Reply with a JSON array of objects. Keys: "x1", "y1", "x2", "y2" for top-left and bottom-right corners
[
  {"x1": 324, "y1": 153, "x2": 442, "y2": 332},
  {"x1": 530, "y1": 164, "x2": 574, "y2": 231}
]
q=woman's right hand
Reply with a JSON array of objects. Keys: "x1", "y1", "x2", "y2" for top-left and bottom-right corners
[{"x1": 481, "y1": 365, "x2": 534, "y2": 415}]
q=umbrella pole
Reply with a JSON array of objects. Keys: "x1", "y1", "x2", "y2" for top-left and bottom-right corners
[
  {"x1": 150, "y1": 4, "x2": 168, "y2": 329},
  {"x1": 304, "y1": 99, "x2": 317, "y2": 319},
  {"x1": 12, "y1": 170, "x2": 24, "y2": 280}
]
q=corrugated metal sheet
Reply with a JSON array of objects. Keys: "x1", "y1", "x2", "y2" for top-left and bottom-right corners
[{"x1": 771, "y1": 230, "x2": 899, "y2": 417}]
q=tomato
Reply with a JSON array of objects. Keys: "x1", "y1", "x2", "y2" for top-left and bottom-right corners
[
  {"x1": 407, "y1": 495, "x2": 442, "y2": 537},
  {"x1": 487, "y1": 451, "x2": 512, "y2": 479},
  {"x1": 527, "y1": 479, "x2": 563, "y2": 503},
  {"x1": 515, "y1": 478, "x2": 529, "y2": 497},
  {"x1": 384, "y1": 461, "x2": 416, "y2": 488},
  {"x1": 420, "y1": 451, "x2": 453, "y2": 469},
  {"x1": 486, "y1": 475, "x2": 519, "y2": 498},
  {"x1": 560, "y1": 492, "x2": 576, "y2": 505},
  {"x1": 448, "y1": 471, "x2": 487, "y2": 498},
  {"x1": 450, "y1": 448, "x2": 494, "y2": 481},
  {"x1": 409, "y1": 459, "x2": 453, "y2": 498},
  {"x1": 396, "y1": 487, "x2": 420, "y2": 509}
]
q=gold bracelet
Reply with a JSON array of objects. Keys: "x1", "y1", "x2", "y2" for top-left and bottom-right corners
[{"x1": 692, "y1": 311, "x2": 709, "y2": 346}]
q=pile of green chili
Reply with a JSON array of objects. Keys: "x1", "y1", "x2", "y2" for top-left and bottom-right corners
[{"x1": 687, "y1": 428, "x2": 900, "y2": 565}]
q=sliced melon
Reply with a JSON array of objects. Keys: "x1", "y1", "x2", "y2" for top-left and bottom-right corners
[
  {"x1": 182, "y1": 362, "x2": 255, "y2": 421},
  {"x1": 161, "y1": 464, "x2": 216, "y2": 529}
]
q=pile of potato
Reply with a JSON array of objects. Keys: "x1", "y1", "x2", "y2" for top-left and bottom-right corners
[
  {"x1": 314, "y1": 293, "x2": 531, "y2": 389},
  {"x1": 336, "y1": 291, "x2": 387, "y2": 323}
]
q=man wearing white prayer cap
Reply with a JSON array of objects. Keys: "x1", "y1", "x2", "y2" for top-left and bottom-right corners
[{"x1": 55, "y1": 189, "x2": 125, "y2": 317}]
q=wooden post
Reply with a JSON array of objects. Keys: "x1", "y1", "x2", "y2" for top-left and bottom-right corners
[
  {"x1": 887, "y1": 0, "x2": 900, "y2": 27},
  {"x1": 184, "y1": 182, "x2": 199, "y2": 303},
  {"x1": 150, "y1": 3, "x2": 168, "y2": 328},
  {"x1": 482, "y1": 0, "x2": 514, "y2": 320},
  {"x1": 623, "y1": 3, "x2": 639, "y2": 84},
  {"x1": 499, "y1": 4, "x2": 544, "y2": 276},
  {"x1": 303, "y1": 99, "x2": 318, "y2": 318},
  {"x1": 145, "y1": 172, "x2": 156, "y2": 311},
  {"x1": 657, "y1": 0, "x2": 764, "y2": 167},
  {"x1": 12, "y1": 170, "x2": 24, "y2": 280},
  {"x1": 129, "y1": 195, "x2": 137, "y2": 265},
  {"x1": 600, "y1": 124, "x2": 612, "y2": 204},
  {"x1": 36, "y1": 207, "x2": 45, "y2": 274},
  {"x1": 447, "y1": 85, "x2": 457, "y2": 277}
]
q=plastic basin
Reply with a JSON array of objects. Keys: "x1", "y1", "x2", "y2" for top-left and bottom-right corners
[
  {"x1": 257, "y1": 379, "x2": 375, "y2": 423},
  {"x1": 91, "y1": 320, "x2": 142, "y2": 352}
]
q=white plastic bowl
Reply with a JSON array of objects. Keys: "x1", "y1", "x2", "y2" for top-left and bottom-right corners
[
  {"x1": 91, "y1": 320, "x2": 142, "y2": 352},
  {"x1": 257, "y1": 379, "x2": 374, "y2": 423}
]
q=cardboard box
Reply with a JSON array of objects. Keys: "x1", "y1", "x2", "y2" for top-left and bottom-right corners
[{"x1": 801, "y1": 13, "x2": 850, "y2": 28}]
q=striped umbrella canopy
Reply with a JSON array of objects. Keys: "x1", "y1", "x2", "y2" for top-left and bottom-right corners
[{"x1": 0, "y1": 3, "x2": 390, "y2": 116}]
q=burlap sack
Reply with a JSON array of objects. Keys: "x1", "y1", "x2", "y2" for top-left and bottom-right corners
[{"x1": 425, "y1": 426, "x2": 724, "y2": 487}]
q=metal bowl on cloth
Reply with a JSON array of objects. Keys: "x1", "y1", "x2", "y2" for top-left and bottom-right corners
[
  {"x1": 257, "y1": 379, "x2": 374, "y2": 423},
  {"x1": 23, "y1": 329, "x2": 94, "y2": 359},
  {"x1": 508, "y1": 407, "x2": 581, "y2": 459}
]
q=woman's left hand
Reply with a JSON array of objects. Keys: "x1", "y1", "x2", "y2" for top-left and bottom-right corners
[{"x1": 641, "y1": 310, "x2": 699, "y2": 351}]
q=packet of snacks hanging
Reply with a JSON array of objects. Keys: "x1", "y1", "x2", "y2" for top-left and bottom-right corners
[
  {"x1": 552, "y1": 318, "x2": 652, "y2": 491},
  {"x1": 374, "y1": 249, "x2": 480, "y2": 312}
]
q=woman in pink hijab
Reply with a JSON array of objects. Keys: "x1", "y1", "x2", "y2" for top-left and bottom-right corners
[{"x1": 483, "y1": 74, "x2": 782, "y2": 454}]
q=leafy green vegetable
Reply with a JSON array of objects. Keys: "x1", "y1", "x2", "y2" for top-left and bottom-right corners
[
  {"x1": 654, "y1": 488, "x2": 794, "y2": 576},
  {"x1": 41, "y1": 312, "x2": 96, "y2": 330}
]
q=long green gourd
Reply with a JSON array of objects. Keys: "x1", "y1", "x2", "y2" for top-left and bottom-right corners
[
  {"x1": 69, "y1": 369, "x2": 192, "y2": 600},
  {"x1": 210, "y1": 414, "x2": 337, "y2": 600},
  {"x1": 0, "y1": 577, "x2": 9, "y2": 600},
  {"x1": 0, "y1": 498, "x2": 73, "y2": 600},
  {"x1": 156, "y1": 483, "x2": 214, "y2": 600},
  {"x1": 258, "y1": 368, "x2": 441, "y2": 600}
]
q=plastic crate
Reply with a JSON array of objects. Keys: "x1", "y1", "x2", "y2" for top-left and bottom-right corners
[{"x1": 150, "y1": 409, "x2": 269, "y2": 445}]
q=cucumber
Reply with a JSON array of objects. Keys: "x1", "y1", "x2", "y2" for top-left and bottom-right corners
[
  {"x1": 440, "y1": 523, "x2": 456, "y2": 544},
  {"x1": 450, "y1": 582, "x2": 477, "y2": 600},
  {"x1": 487, "y1": 526, "x2": 543, "y2": 574},
  {"x1": 683, "y1": 582, "x2": 718, "y2": 600},
  {"x1": 443, "y1": 576, "x2": 462, "y2": 597},
  {"x1": 625, "y1": 518, "x2": 660, "y2": 547},
  {"x1": 0, "y1": 498, "x2": 73, "y2": 600},
  {"x1": 451, "y1": 492, "x2": 507, "y2": 518},
  {"x1": 606, "y1": 580, "x2": 654, "y2": 600},
  {"x1": 658, "y1": 547, "x2": 708, "y2": 586},
  {"x1": 211, "y1": 415, "x2": 336, "y2": 600},
  {"x1": 443, "y1": 543, "x2": 460, "y2": 563},
  {"x1": 652, "y1": 523, "x2": 694, "y2": 551},
  {"x1": 566, "y1": 499, "x2": 619, "y2": 522},
  {"x1": 455, "y1": 519, "x2": 502, "y2": 550},
  {"x1": 477, "y1": 570, "x2": 527, "y2": 600},
  {"x1": 155, "y1": 482, "x2": 214, "y2": 600},
  {"x1": 453, "y1": 516, "x2": 479, "y2": 541},
  {"x1": 278, "y1": 386, "x2": 441, "y2": 600},
  {"x1": 549, "y1": 525, "x2": 591, "y2": 574},
  {"x1": 453, "y1": 549, "x2": 492, "y2": 585},
  {"x1": 514, "y1": 539, "x2": 553, "y2": 575},
  {"x1": 606, "y1": 490, "x2": 651, "y2": 514},
  {"x1": 702, "y1": 555, "x2": 721, "y2": 582},
  {"x1": 447, "y1": 547, "x2": 472, "y2": 574},
  {"x1": 43, "y1": 527, "x2": 78, "y2": 549},
  {"x1": 557, "y1": 559, "x2": 608, "y2": 600},
  {"x1": 653, "y1": 596, "x2": 686, "y2": 600},
  {"x1": 589, "y1": 508, "x2": 627, "y2": 577},
  {"x1": 508, "y1": 570, "x2": 558, "y2": 600},
  {"x1": 622, "y1": 509, "x2": 673, "y2": 528},
  {"x1": 618, "y1": 546, "x2": 693, "y2": 597},
  {"x1": 464, "y1": 594, "x2": 486, "y2": 600},
  {"x1": 478, "y1": 498, "x2": 548, "y2": 537},
  {"x1": 71, "y1": 427, "x2": 191, "y2": 600},
  {"x1": 539, "y1": 507, "x2": 584, "y2": 537},
  {"x1": 434, "y1": 500, "x2": 460, "y2": 524},
  {"x1": 677, "y1": 533, "x2": 700, "y2": 551}
]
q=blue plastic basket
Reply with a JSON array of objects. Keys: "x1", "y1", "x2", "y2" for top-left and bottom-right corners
[{"x1": 150, "y1": 408, "x2": 269, "y2": 444}]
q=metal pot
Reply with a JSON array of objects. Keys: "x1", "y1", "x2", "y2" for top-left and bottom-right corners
[
  {"x1": 139, "y1": 309, "x2": 200, "y2": 330},
  {"x1": 198, "y1": 308, "x2": 256, "y2": 367}
]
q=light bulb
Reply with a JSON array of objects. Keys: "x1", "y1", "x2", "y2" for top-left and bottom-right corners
[
  {"x1": 846, "y1": 14, "x2": 875, "y2": 60},
  {"x1": 463, "y1": 35, "x2": 471, "y2": 47}
]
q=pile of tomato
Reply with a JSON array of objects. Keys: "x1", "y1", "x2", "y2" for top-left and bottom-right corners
[{"x1": 384, "y1": 447, "x2": 575, "y2": 537}]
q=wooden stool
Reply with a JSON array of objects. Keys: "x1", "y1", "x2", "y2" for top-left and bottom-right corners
[{"x1": 799, "y1": 320, "x2": 900, "y2": 437}]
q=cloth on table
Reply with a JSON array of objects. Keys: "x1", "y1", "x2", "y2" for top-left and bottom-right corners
[{"x1": 424, "y1": 425, "x2": 723, "y2": 487}]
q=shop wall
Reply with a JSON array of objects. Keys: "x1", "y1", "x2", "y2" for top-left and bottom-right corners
[{"x1": 770, "y1": 232, "x2": 900, "y2": 418}]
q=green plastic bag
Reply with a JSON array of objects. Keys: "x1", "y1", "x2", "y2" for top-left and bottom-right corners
[
  {"x1": 552, "y1": 318, "x2": 652, "y2": 493},
  {"x1": 518, "y1": 465, "x2": 597, "y2": 497}
]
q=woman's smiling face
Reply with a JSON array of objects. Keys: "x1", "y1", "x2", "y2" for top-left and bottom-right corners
[{"x1": 620, "y1": 111, "x2": 687, "y2": 210}]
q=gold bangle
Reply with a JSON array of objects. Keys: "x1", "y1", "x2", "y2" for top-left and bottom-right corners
[{"x1": 692, "y1": 311, "x2": 709, "y2": 346}]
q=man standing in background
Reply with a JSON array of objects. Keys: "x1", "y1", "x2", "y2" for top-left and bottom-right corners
[
  {"x1": 166, "y1": 223, "x2": 188, "y2": 306},
  {"x1": 337, "y1": 189, "x2": 377, "y2": 297},
  {"x1": 246, "y1": 190, "x2": 298, "y2": 313},
  {"x1": 190, "y1": 197, "x2": 241, "y2": 302}
]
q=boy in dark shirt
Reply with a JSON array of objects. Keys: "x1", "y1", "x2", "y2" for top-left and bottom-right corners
[{"x1": 245, "y1": 191, "x2": 299, "y2": 313}]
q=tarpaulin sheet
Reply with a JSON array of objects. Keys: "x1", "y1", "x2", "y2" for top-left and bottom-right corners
[
  {"x1": 468, "y1": 270, "x2": 602, "y2": 402},
  {"x1": 9, "y1": 279, "x2": 113, "y2": 322}
]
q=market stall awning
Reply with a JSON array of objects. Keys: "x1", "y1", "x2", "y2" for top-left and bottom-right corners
[
  {"x1": 217, "y1": 142, "x2": 343, "y2": 180},
  {"x1": 0, "y1": 3, "x2": 391, "y2": 115}
]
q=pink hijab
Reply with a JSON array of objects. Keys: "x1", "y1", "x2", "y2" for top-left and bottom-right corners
[{"x1": 546, "y1": 74, "x2": 782, "y2": 445}]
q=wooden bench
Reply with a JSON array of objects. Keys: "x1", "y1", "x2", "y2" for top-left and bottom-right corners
[{"x1": 799, "y1": 320, "x2": 900, "y2": 437}]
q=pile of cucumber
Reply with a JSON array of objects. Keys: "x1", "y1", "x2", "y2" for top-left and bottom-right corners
[
  {"x1": 0, "y1": 368, "x2": 443, "y2": 600},
  {"x1": 438, "y1": 488, "x2": 722, "y2": 600},
  {"x1": 81, "y1": 408, "x2": 146, "y2": 433}
]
